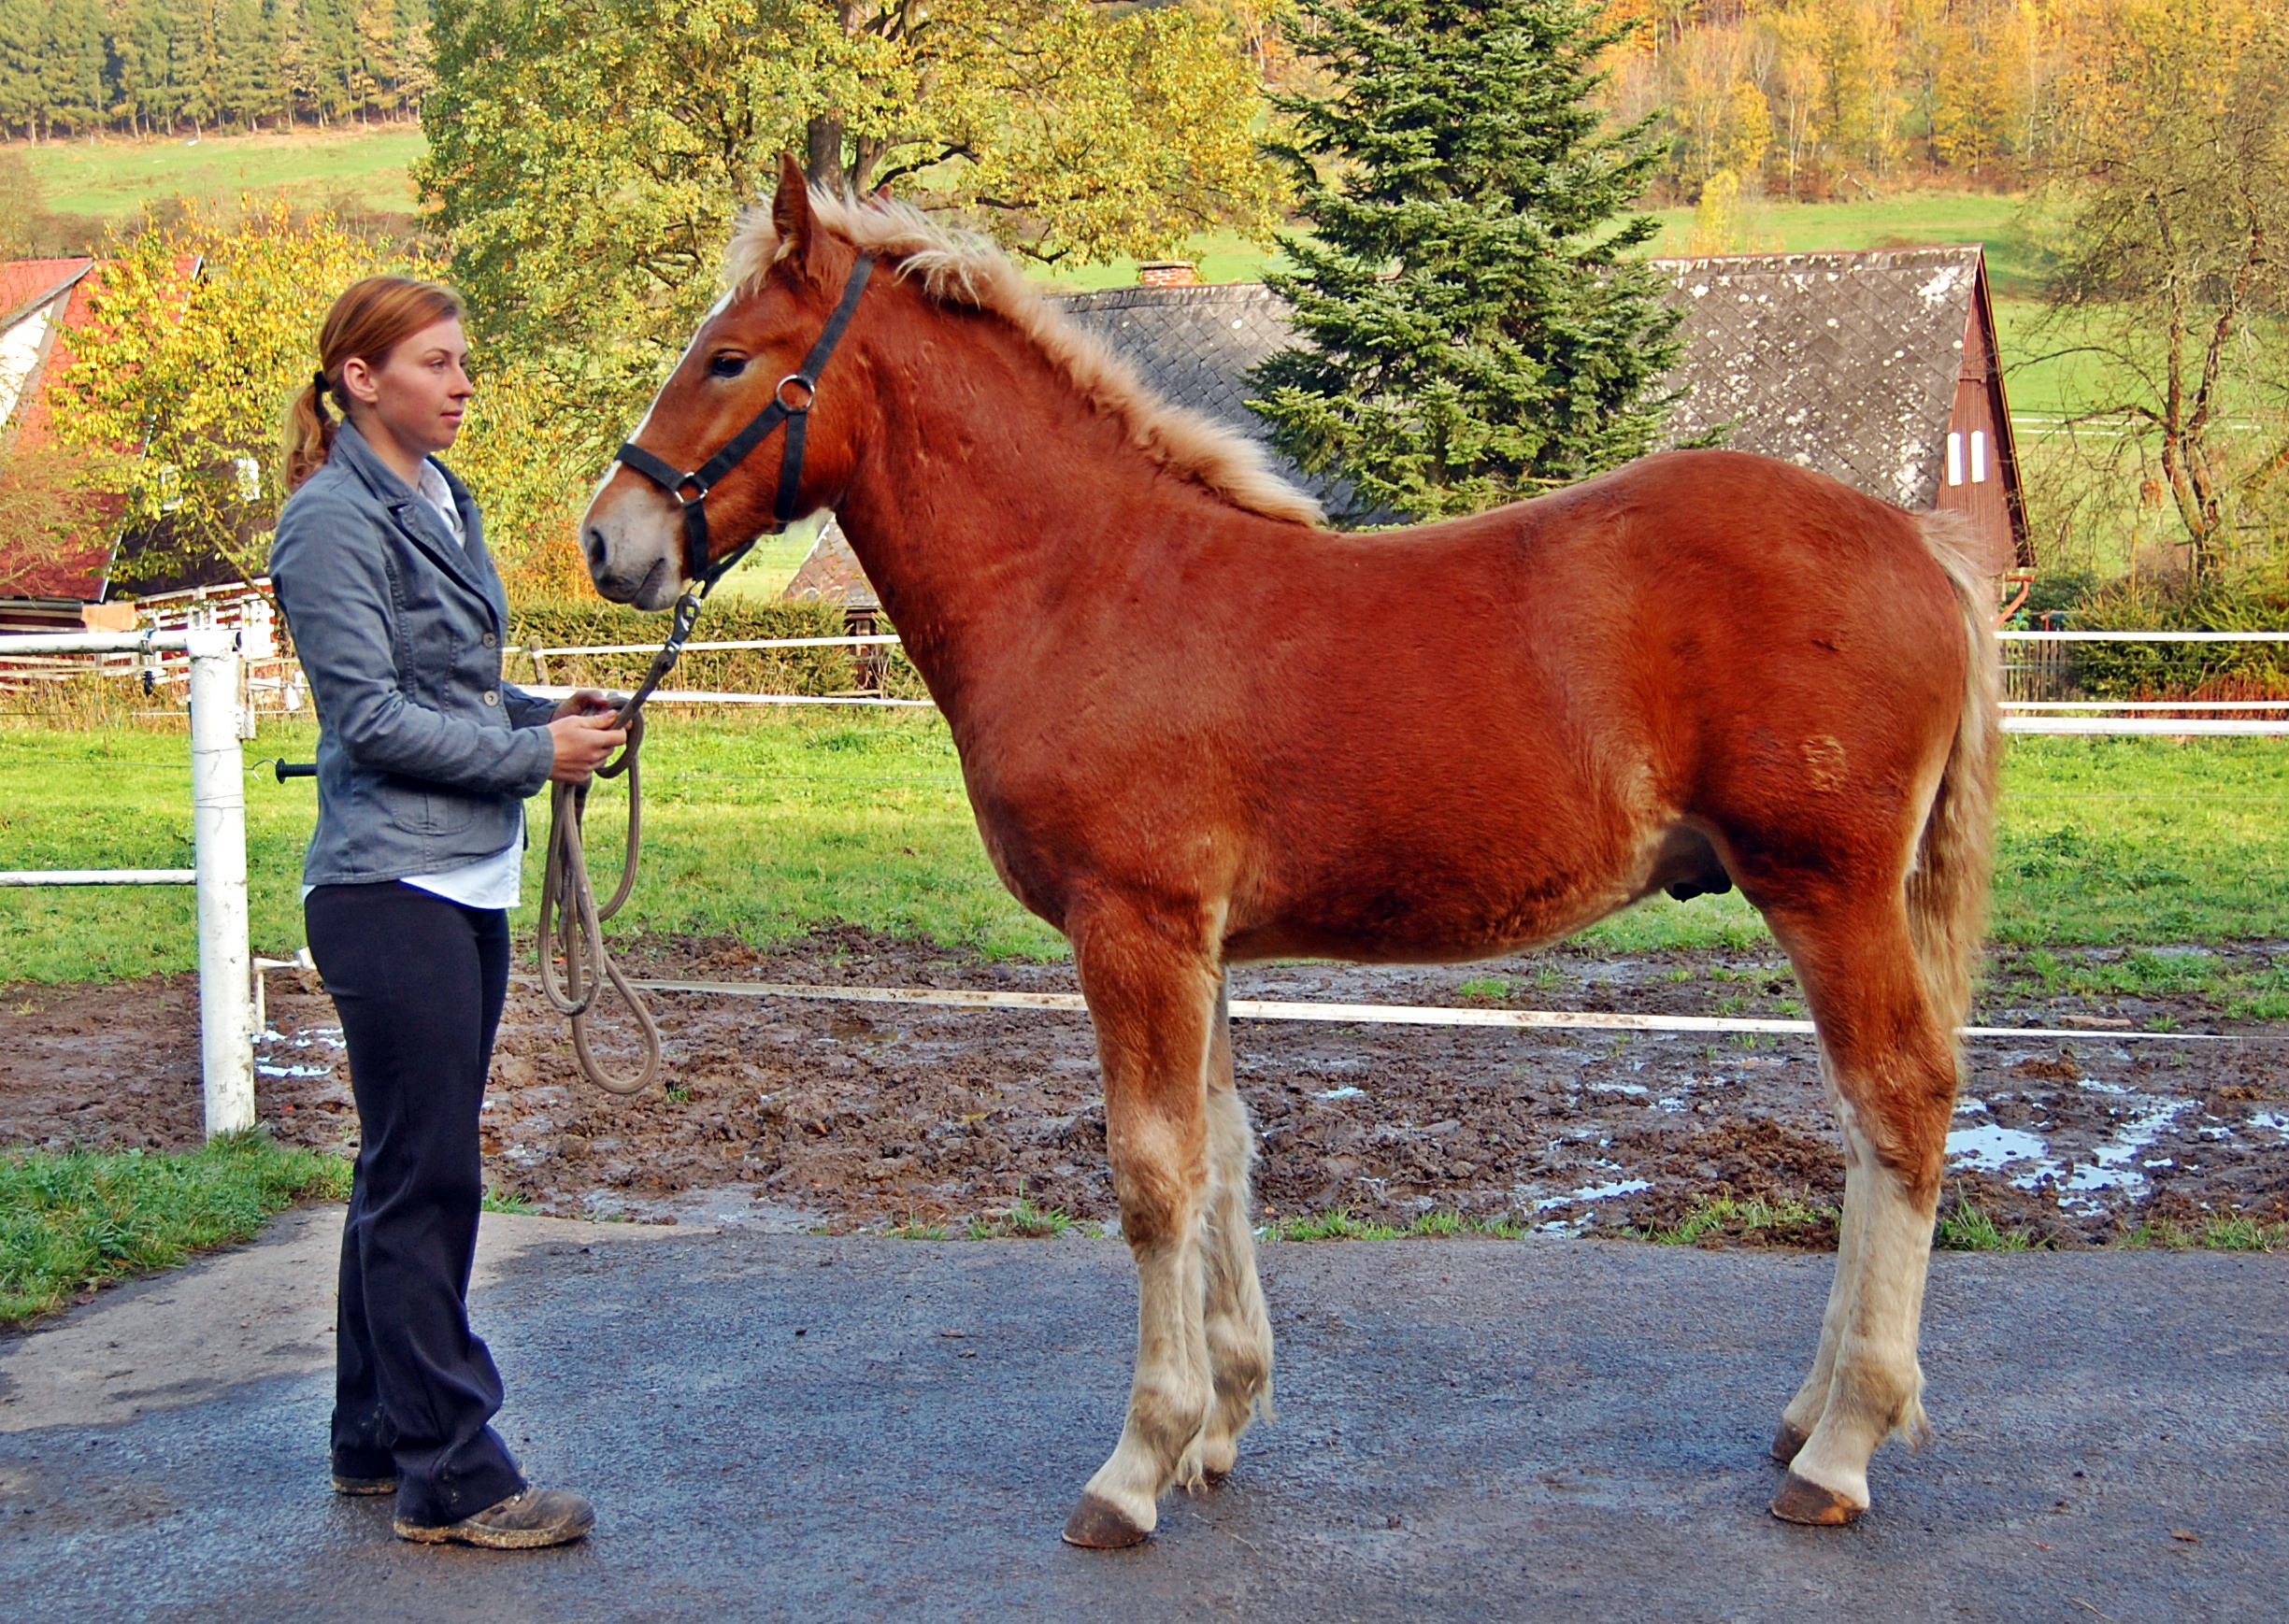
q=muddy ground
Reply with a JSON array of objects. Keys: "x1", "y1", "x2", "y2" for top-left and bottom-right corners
[{"x1": 5, "y1": 928, "x2": 2286, "y2": 1246}]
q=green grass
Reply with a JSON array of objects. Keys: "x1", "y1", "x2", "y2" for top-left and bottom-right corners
[
  {"x1": 1026, "y1": 191, "x2": 2050, "y2": 296},
  {"x1": 18, "y1": 125, "x2": 424, "y2": 222},
  {"x1": 1261, "y1": 1206, "x2": 1527, "y2": 1241},
  {"x1": 5, "y1": 720, "x2": 2288, "y2": 986},
  {"x1": 1933, "y1": 1199, "x2": 2037, "y2": 1252},
  {"x1": 1635, "y1": 1194, "x2": 1839, "y2": 1247},
  {"x1": 1643, "y1": 189, "x2": 2046, "y2": 292},
  {"x1": 966, "y1": 1193, "x2": 1085, "y2": 1239},
  {"x1": 0, "y1": 1131, "x2": 349, "y2": 1325},
  {"x1": 706, "y1": 512, "x2": 835, "y2": 603},
  {"x1": 2114, "y1": 1214, "x2": 2288, "y2": 1251}
]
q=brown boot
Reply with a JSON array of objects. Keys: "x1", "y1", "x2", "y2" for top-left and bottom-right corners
[
  {"x1": 393, "y1": 1487, "x2": 595, "y2": 1549},
  {"x1": 331, "y1": 1473, "x2": 398, "y2": 1497}
]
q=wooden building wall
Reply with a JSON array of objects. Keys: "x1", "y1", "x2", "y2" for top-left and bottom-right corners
[{"x1": 1935, "y1": 276, "x2": 2029, "y2": 572}]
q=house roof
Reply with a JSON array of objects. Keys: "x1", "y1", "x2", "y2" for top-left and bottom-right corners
[
  {"x1": 1056, "y1": 283, "x2": 1297, "y2": 427},
  {"x1": 0, "y1": 256, "x2": 113, "y2": 601},
  {"x1": 1052, "y1": 283, "x2": 1356, "y2": 512},
  {"x1": 1050, "y1": 247, "x2": 2014, "y2": 530},
  {"x1": 1646, "y1": 246, "x2": 1990, "y2": 511}
]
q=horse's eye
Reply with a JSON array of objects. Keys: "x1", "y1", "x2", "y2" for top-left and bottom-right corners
[{"x1": 708, "y1": 353, "x2": 748, "y2": 378}]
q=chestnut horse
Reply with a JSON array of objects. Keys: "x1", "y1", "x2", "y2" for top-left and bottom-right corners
[{"x1": 581, "y1": 157, "x2": 2001, "y2": 1545}]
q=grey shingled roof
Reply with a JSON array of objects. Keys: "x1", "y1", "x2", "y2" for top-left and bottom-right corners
[
  {"x1": 1051, "y1": 283, "x2": 1360, "y2": 511},
  {"x1": 1052, "y1": 248, "x2": 1988, "y2": 516},
  {"x1": 1649, "y1": 248, "x2": 1981, "y2": 509},
  {"x1": 1054, "y1": 283, "x2": 1296, "y2": 426}
]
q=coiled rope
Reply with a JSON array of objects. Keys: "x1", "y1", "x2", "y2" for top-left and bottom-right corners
[
  {"x1": 534, "y1": 583, "x2": 725, "y2": 1094},
  {"x1": 537, "y1": 257, "x2": 873, "y2": 1091}
]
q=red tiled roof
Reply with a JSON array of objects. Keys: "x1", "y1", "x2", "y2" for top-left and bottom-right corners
[
  {"x1": 0, "y1": 257, "x2": 93, "y2": 327},
  {"x1": 9, "y1": 259, "x2": 116, "y2": 453},
  {"x1": 2, "y1": 256, "x2": 112, "y2": 600}
]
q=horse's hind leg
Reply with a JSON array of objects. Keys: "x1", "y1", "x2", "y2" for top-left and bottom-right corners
[
  {"x1": 1062, "y1": 905, "x2": 1220, "y2": 1548},
  {"x1": 1772, "y1": 1047, "x2": 1867, "y2": 1464},
  {"x1": 1196, "y1": 976, "x2": 1274, "y2": 1481},
  {"x1": 1767, "y1": 899, "x2": 1959, "y2": 1525}
]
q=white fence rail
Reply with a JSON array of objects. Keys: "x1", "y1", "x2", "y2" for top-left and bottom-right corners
[
  {"x1": 514, "y1": 629, "x2": 2289, "y2": 732},
  {"x1": 0, "y1": 627, "x2": 254, "y2": 1138}
]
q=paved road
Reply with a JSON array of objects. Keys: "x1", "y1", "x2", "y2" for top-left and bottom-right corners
[{"x1": 2, "y1": 1210, "x2": 2283, "y2": 1623}]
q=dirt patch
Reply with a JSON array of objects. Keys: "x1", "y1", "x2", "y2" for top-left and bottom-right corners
[{"x1": 6, "y1": 928, "x2": 2286, "y2": 1246}]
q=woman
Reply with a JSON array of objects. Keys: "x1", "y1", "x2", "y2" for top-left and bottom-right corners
[{"x1": 271, "y1": 277, "x2": 620, "y2": 1550}]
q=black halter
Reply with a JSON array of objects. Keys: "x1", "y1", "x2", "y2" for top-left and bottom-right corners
[{"x1": 613, "y1": 253, "x2": 877, "y2": 593}]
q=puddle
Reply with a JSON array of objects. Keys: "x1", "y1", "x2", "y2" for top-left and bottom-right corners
[
  {"x1": 1945, "y1": 1121, "x2": 2058, "y2": 1177},
  {"x1": 2061, "y1": 1093, "x2": 2196, "y2": 1211}
]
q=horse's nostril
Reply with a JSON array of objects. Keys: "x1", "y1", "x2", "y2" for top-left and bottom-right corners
[{"x1": 583, "y1": 527, "x2": 607, "y2": 568}]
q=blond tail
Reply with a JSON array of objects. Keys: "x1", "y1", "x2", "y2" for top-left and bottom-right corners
[{"x1": 1907, "y1": 512, "x2": 2004, "y2": 1047}]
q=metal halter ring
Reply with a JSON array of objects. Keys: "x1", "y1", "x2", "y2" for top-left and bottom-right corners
[{"x1": 775, "y1": 375, "x2": 816, "y2": 413}]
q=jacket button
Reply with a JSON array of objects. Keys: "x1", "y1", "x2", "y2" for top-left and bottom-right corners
[
  {"x1": 483, "y1": 690, "x2": 500, "y2": 705},
  {"x1": 481, "y1": 632, "x2": 497, "y2": 648}
]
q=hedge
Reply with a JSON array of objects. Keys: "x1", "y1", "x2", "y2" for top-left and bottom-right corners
[
  {"x1": 504, "y1": 599, "x2": 937, "y2": 699},
  {"x1": 2067, "y1": 574, "x2": 2289, "y2": 700}
]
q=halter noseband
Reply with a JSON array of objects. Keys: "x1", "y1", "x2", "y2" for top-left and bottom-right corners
[{"x1": 613, "y1": 253, "x2": 877, "y2": 592}]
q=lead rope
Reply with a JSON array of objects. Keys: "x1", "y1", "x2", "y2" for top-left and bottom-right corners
[
  {"x1": 551, "y1": 253, "x2": 873, "y2": 1093},
  {"x1": 534, "y1": 577, "x2": 732, "y2": 1094}
]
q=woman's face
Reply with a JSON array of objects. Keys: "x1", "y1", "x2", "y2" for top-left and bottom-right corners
[{"x1": 344, "y1": 317, "x2": 473, "y2": 457}]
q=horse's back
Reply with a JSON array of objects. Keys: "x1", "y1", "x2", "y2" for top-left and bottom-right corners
[{"x1": 1211, "y1": 450, "x2": 1977, "y2": 957}]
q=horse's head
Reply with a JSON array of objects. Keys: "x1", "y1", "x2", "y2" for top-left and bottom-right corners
[{"x1": 581, "y1": 154, "x2": 874, "y2": 608}]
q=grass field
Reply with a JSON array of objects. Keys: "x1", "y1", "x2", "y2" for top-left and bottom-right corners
[
  {"x1": 0, "y1": 1131, "x2": 347, "y2": 1324},
  {"x1": 1639, "y1": 189, "x2": 2047, "y2": 292},
  {"x1": 4, "y1": 716, "x2": 2286, "y2": 987},
  {"x1": 17, "y1": 125, "x2": 423, "y2": 223}
]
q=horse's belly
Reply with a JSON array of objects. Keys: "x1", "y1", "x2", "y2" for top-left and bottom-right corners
[{"x1": 1227, "y1": 848, "x2": 1634, "y2": 965}]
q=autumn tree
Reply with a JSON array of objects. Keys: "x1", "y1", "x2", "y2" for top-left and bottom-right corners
[
  {"x1": 1251, "y1": 0, "x2": 1681, "y2": 520},
  {"x1": 421, "y1": 0, "x2": 1285, "y2": 426},
  {"x1": 0, "y1": 447, "x2": 126, "y2": 594},
  {"x1": 47, "y1": 198, "x2": 630, "y2": 598},
  {"x1": 2036, "y1": 0, "x2": 2289, "y2": 578},
  {"x1": 51, "y1": 199, "x2": 383, "y2": 586}
]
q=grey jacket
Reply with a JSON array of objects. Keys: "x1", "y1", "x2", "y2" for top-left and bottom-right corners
[{"x1": 269, "y1": 420, "x2": 557, "y2": 890}]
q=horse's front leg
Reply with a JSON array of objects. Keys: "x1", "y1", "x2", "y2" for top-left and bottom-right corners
[{"x1": 1061, "y1": 905, "x2": 1221, "y2": 1549}]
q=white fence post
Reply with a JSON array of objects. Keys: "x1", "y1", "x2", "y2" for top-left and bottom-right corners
[{"x1": 186, "y1": 627, "x2": 254, "y2": 1138}]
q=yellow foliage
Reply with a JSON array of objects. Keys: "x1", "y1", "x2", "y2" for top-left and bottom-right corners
[
  {"x1": 1688, "y1": 168, "x2": 1748, "y2": 253},
  {"x1": 447, "y1": 363, "x2": 602, "y2": 604},
  {"x1": 50, "y1": 194, "x2": 606, "y2": 604},
  {"x1": 53, "y1": 197, "x2": 389, "y2": 586}
]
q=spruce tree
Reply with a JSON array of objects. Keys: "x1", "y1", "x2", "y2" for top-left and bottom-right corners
[{"x1": 1251, "y1": 0, "x2": 1681, "y2": 522}]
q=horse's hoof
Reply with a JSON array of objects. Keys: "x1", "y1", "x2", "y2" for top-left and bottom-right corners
[
  {"x1": 1062, "y1": 1492, "x2": 1152, "y2": 1549},
  {"x1": 1769, "y1": 1472, "x2": 1865, "y2": 1527},
  {"x1": 1770, "y1": 1419, "x2": 1810, "y2": 1465}
]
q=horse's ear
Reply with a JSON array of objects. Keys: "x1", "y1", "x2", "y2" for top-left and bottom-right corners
[{"x1": 773, "y1": 152, "x2": 820, "y2": 280}]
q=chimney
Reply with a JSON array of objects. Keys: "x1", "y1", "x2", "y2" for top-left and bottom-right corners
[{"x1": 1137, "y1": 261, "x2": 1200, "y2": 288}]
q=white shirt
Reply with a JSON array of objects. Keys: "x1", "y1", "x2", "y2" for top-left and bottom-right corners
[{"x1": 307, "y1": 460, "x2": 527, "y2": 909}]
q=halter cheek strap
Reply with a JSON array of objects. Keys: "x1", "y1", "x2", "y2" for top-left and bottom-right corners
[{"x1": 612, "y1": 253, "x2": 877, "y2": 592}]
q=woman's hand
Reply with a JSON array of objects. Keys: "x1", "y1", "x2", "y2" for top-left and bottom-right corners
[
  {"x1": 551, "y1": 688, "x2": 619, "y2": 721},
  {"x1": 548, "y1": 710, "x2": 627, "y2": 784}
]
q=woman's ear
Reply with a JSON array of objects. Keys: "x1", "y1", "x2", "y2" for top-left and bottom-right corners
[{"x1": 340, "y1": 354, "x2": 380, "y2": 407}]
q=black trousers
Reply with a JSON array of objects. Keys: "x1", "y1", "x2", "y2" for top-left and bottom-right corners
[{"x1": 306, "y1": 880, "x2": 526, "y2": 1527}]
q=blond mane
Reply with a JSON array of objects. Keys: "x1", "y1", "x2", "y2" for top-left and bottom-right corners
[{"x1": 722, "y1": 191, "x2": 1323, "y2": 528}]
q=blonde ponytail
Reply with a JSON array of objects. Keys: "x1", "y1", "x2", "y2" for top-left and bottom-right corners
[
  {"x1": 281, "y1": 276, "x2": 466, "y2": 494},
  {"x1": 282, "y1": 369, "x2": 337, "y2": 494}
]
